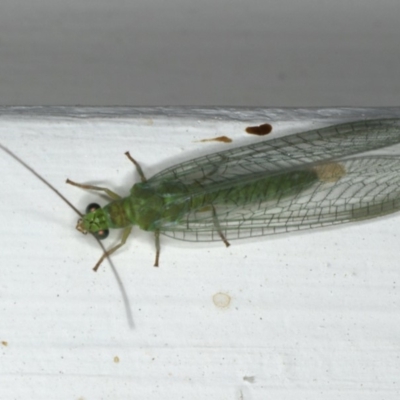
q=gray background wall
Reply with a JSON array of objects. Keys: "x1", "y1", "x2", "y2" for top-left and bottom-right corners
[{"x1": 1, "y1": 0, "x2": 399, "y2": 106}]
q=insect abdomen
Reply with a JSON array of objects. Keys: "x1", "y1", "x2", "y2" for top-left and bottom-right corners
[
  {"x1": 104, "y1": 170, "x2": 319, "y2": 232},
  {"x1": 192, "y1": 169, "x2": 319, "y2": 208}
]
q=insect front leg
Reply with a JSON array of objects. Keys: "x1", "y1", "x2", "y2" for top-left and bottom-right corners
[
  {"x1": 93, "y1": 226, "x2": 133, "y2": 271},
  {"x1": 66, "y1": 179, "x2": 122, "y2": 200}
]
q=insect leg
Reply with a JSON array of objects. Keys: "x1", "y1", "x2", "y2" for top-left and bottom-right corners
[
  {"x1": 212, "y1": 206, "x2": 230, "y2": 247},
  {"x1": 125, "y1": 151, "x2": 147, "y2": 182},
  {"x1": 66, "y1": 179, "x2": 121, "y2": 200},
  {"x1": 93, "y1": 226, "x2": 133, "y2": 271},
  {"x1": 154, "y1": 230, "x2": 160, "y2": 267}
]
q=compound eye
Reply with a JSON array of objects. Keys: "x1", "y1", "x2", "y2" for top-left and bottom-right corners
[
  {"x1": 86, "y1": 203, "x2": 101, "y2": 214},
  {"x1": 93, "y1": 229, "x2": 109, "y2": 240}
]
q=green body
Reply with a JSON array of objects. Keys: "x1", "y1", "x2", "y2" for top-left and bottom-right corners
[{"x1": 99, "y1": 169, "x2": 318, "y2": 232}]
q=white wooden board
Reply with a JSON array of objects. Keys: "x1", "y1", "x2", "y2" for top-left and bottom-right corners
[{"x1": 1, "y1": 107, "x2": 400, "y2": 400}]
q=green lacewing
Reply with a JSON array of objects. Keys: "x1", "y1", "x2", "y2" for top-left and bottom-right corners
[
  {"x1": 66, "y1": 118, "x2": 400, "y2": 270},
  {"x1": 2, "y1": 118, "x2": 400, "y2": 271}
]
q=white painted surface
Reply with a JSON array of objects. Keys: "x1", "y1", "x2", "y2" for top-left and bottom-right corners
[{"x1": 1, "y1": 108, "x2": 400, "y2": 399}]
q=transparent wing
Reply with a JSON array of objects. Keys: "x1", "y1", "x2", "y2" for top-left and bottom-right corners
[
  {"x1": 159, "y1": 156, "x2": 400, "y2": 241},
  {"x1": 149, "y1": 119, "x2": 400, "y2": 192}
]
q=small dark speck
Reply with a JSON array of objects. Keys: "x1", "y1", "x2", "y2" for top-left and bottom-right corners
[{"x1": 243, "y1": 375, "x2": 255, "y2": 383}]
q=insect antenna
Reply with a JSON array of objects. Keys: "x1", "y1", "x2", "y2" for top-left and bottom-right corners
[
  {"x1": 0, "y1": 143, "x2": 135, "y2": 327},
  {"x1": 0, "y1": 143, "x2": 83, "y2": 217},
  {"x1": 0, "y1": 142, "x2": 114, "y2": 267}
]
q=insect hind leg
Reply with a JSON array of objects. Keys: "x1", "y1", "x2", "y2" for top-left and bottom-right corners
[
  {"x1": 212, "y1": 206, "x2": 230, "y2": 247},
  {"x1": 154, "y1": 230, "x2": 160, "y2": 267}
]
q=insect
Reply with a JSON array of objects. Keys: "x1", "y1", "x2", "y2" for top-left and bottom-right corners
[{"x1": 59, "y1": 118, "x2": 400, "y2": 271}]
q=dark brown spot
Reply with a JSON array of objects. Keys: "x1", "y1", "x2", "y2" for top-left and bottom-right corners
[{"x1": 245, "y1": 123, "x2": 273, "y2": 136}]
